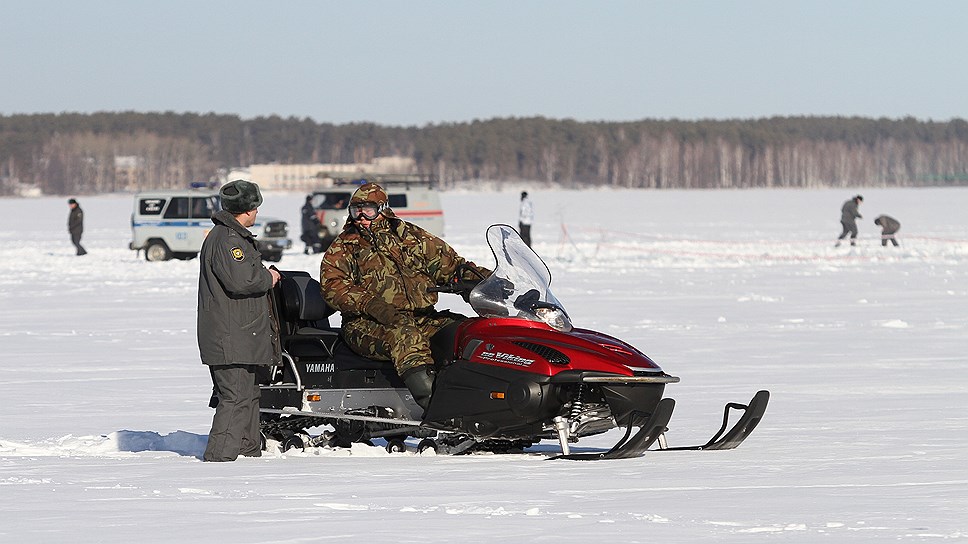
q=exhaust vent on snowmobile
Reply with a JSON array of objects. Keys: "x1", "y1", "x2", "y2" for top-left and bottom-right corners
[{"x1": 513, "y1": 341, "x2": 570, "y2": 366}]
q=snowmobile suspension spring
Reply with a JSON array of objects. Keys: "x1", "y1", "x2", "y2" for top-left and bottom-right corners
[{"x1": 569, "y1": 384, "x2": 585, "y2": 421}]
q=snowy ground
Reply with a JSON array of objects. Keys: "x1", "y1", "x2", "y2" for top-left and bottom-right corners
[{"x1": 1, "y1": 187, "x2": 966, "y2": 542}]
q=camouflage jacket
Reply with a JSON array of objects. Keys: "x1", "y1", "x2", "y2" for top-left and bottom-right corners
[{"x1": 321, "y1": 216, "x2": 489, "y2": 319}]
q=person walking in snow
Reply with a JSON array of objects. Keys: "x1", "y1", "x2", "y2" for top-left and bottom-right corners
[
  {"x1": 197, "y1": 180, "x2": 281, "y2": 462},
  {"x1": 835, "y1": 194, "x2": 863, "y2": 247},
  {"x1": 874, "y1": 214, "x2": 901, "y2": 247},
  {"x1": 67, "y1": 198, "x2": 87, "y2": 255},
  {"x1": 518, "y1": 191, "x2": 534, "y2": 247}
]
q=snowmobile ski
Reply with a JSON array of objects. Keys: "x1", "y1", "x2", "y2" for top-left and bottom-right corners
[
  {"x1": 659, "y1": 390, "x2": 769, "y2": 451},
  {"x1": 553, "y1": 398, "x2": 676, "y2": 460}
]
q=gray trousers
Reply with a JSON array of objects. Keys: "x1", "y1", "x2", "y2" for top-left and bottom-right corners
[
  {"x1": 70, "y1": 230, "x2": 86, "y2": 255},
  {"x1": 204, "y1": 365, "x2": 262, "y2": 461},
  {"x1": 837, "y1": 220, "x2": 858, "y2": 241}
]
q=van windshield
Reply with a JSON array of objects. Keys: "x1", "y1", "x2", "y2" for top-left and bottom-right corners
[{"x1": 312, "y1": 192, "x2": 352, "y2": 210}]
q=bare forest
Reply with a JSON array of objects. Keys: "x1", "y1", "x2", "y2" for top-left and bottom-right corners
[{"x1": 2, "y1": 112, "x2": 966, "y2": 195}]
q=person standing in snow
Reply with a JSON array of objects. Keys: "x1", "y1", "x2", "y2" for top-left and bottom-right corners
[
  {"x1": 835, "y1": 194, "x2": 863, "y2": 247},
  {"x1": 300, "y1": 194, "x2": 322, "y2": 254},
  {"x1": 197, "y1": 180, "x2": 281, "y2": 462},
  {"x1": 518, "y1": 191, "x2": 534, "y2": 247},
  {"x1": 874, "y1": 214, "x2": 901, "y2": 247},
  {"x1": 67, "y1": 198, "x2": 87, "y2": 255}
]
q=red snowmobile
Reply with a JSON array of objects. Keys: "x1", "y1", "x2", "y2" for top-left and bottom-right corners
[{"x1": 260, "y1": 224, "x2": 768, "y2": 459}]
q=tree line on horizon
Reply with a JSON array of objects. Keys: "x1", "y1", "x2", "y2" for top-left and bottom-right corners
[{"x1": 1, "y1": 111, "x2": 967, "y2": 195}]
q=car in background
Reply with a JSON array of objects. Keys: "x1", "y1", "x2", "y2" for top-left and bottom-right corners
[{"x1": 129, "y1": 188, "x2": 291, "y2": 262}]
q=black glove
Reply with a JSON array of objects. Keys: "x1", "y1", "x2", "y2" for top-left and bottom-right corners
[{"x1": 365, "y1": 297, "x2": 400, "y2": 326}]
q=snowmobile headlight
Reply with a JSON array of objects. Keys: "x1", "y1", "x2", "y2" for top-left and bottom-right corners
[{"x1": 535, "y1": 307, "x2": 572, "y2": 332}]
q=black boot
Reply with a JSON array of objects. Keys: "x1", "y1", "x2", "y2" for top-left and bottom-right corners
[{"x1": 402, "y1": 365, "x2": 436, "y2": 410}]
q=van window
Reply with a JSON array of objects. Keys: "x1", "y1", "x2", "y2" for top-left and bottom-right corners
[
  {"x1": 388, "y1": 194, "x2": 407, "y2": 208},
  {"x1": 139, "y1": 198, "x2": 166, "y2": 215},
  {"x1": 164, "y1": 197, "x2": 191, "y2": 219},
  {"x1": 191, "y1": 196, "x2": 217, "y2": 219},
  {"x1": 312, "y1": 192, "x2": 352, "y2": 210}
]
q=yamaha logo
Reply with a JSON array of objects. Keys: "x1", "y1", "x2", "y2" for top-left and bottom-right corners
[{"x1": 485, "y1": 343, "x2": 494, "y2": 351}]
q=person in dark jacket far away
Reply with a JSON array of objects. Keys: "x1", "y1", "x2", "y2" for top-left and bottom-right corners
[
  {"x1": 197, "y1": 179, "x2": 281, "y2": 462},
  {"x1": 320, "y1": 183, "x2": 491, "y2": 410},
  {"x1": 300, "y1": 194, "x2": 322, "y2": 254},
  {"x1": 874, "y1": 214, "x2": 901, "y2": 247},
  {"x1": 67, "y1": 198, "x2": 86, "y2": 255},
  {"x1": 835, "y1": 194, "x2": 863, "y2": 247},
  {"x1": 518, "y1": 191, "x2": 534, "y2": 247}
]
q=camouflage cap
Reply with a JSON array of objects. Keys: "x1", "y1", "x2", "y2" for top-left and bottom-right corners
[{"x1": 350, "y1": 183, "x2": 388, "y2": 206}]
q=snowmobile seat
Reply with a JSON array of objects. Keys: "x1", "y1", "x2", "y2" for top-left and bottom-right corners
[
  {"x1": 282, "y1": 274, "x2": 336, "y2": 322},
  {"x1": 332, "y1": 340, "x2": 396, "y2": 371},
  {"x1": 327, "y1": 320, "x2": 462, "y2": 372},
  {"x1": 277, "y1": 272, "x2": 340, "y2": 355}
]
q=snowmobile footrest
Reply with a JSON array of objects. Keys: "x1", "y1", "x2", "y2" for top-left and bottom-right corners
[
  {"x1": 553, "y1": 398, "x2": 676, "y2": 460},
  {"x1": 663, "y1": 390, "x2": 769, "y2": 451}
]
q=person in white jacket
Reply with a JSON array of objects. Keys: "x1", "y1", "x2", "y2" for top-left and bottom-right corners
[{"x1": 518, "y1": 191, "x2": 534, "y2": 247}]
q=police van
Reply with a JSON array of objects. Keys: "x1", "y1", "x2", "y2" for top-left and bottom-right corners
[
  {"x1": 310, "y1": 176, "x2": 444, "y2": 248},
  {"x1": 130, "y1": 188, "x2": 292, "y2": 262}
]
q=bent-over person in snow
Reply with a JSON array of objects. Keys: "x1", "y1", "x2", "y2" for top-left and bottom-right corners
[{"x1": 874, "y1": 214, "x2": 901, "y2": 247}]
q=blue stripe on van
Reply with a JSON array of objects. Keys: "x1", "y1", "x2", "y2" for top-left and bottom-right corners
[{"x1": 133, "y1": 220, "x2": 210, "y2": 227}]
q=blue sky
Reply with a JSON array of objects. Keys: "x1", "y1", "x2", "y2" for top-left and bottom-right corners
[{"x1": 2, "y1": 0, "x2": 965, "y2": 126}]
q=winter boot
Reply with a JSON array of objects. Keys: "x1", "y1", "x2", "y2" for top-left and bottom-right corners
[{"x1": 402, "y1": 365, "x2": 436, "y2": 410}]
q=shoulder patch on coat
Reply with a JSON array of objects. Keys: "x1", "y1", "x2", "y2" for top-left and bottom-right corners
[{"x1": 230, "y1": 247, "x2": 245, "y2": 261}]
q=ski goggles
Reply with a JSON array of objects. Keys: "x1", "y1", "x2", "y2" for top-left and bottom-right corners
[{"x1": 348, "y1": 202, "x2": 386, "y2": 221}]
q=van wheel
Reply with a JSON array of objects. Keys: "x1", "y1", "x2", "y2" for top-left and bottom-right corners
[
  {"x1": 385, "y1": 438, "x2": 408, "y2": 454},
  {"x1": 145, "y1": 241, "x2": 172, "y2": 262}
]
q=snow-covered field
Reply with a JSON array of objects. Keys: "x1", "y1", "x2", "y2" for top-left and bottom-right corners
[{"x1": 1, "y1": 187, "x2": 966, "y2": 542}]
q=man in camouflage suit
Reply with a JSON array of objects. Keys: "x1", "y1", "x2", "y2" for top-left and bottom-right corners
[{"x1": 320, "y1": 183, "x2": 490, "y2": 409}]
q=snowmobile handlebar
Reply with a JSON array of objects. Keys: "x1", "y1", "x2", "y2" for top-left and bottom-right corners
[{"x1": 427, "y1": 280, "x2": 481, "y2": 294}]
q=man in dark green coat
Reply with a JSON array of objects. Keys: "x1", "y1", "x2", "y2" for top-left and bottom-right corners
[
  {"x1": 67, "y1": 198, "x2": 86, "y2": 255},
  {"x1": 197, "y1": 180, "x2": 281, "y2": 461},
  {"x1": 320, "y1": 183, "x2": 490, "y2": 410}
]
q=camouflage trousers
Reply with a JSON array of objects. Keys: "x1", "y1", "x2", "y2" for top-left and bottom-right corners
[{"x1": 342, "y1": 309, "x2": 464, "y2": 376}]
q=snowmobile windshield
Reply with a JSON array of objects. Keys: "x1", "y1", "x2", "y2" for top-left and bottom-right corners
[{"x1": 468, "y1": 224, "x2": 572, "y2": 332}]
